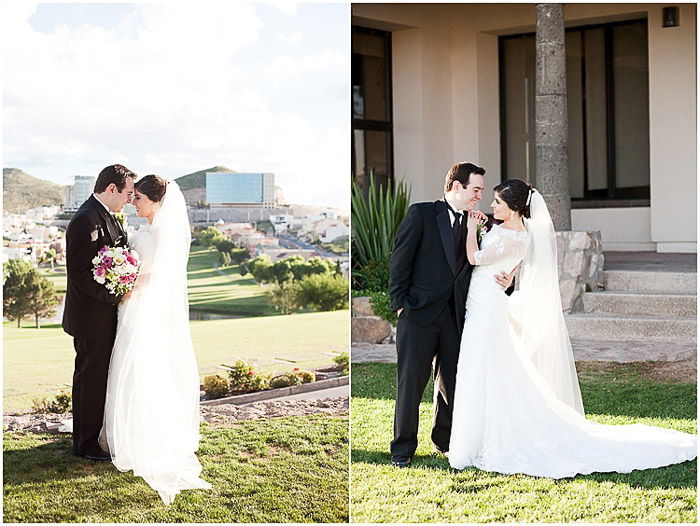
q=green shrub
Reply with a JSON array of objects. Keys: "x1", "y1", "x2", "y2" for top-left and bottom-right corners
[
  {"x1": 230, "y1": 248, "x2": 248, "y2": 264},
  {"x1": 266, "y1": 282, "x2": 299, "y2": 314},
  {"x1": 203, "y1": 375, "x2": 230, "y2": 399},
  {"x1": 295, "y1": 369, "x2": 316, "y2": 383},
  {"x1": 353, "y1": 257, "x2": 390, "y2": 293},
  {"x1": 369, "y1": 290, "x2": 397, "y2": 325},
  {"x1": 32, "y1": 388, "x2": 71, "y2": 414},
  {"x1": 224, "y1": 360, "x2": 271, "y2": 394},
  {"x1": 218, "y1": 251, "x2": 232, "y2": 266},
  {"x1": 333, "y1": 352, "x2": 349, "y2": 375},
  {"x1": 295, "y1": 274, "x2": 349, "y2": 311},
  {"x1": 270, "y1": 372, "x2": 303, "y2": 389},
  {"x1": 351, "y1": 173, "x2": 410, "y2": 291}
]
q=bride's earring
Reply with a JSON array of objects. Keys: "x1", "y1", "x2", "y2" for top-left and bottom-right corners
[{"x1": 510, "y1": 210, "x2": 514, "y2": 221}]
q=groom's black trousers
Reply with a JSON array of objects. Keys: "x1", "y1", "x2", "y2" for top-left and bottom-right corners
[
  {"x1": 72, "y1": 337, "x2": 113, "y2": 457},
  {"x1": 391, "y1": 305, "x2": 460, "y2": 458}
]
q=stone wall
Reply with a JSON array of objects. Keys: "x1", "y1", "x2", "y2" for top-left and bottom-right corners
[
  {"x1": 556, "y1": 231, "x2": 605, "y2": 312},
  {"x1": 350, "y1": 230, "x2": 603, "y2": 340}
]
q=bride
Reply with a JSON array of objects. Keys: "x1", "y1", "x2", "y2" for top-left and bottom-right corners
[
  {"x1": 448, "y1": 179, "x2": 696, "y2": 478},
  {"x1": 102, "y1": 175, "x2": 211, "y2": 503}
]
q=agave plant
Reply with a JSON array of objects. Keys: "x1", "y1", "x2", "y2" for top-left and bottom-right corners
[{"x1": 351, "y1": 173, "x2": 411, "y2": 291}]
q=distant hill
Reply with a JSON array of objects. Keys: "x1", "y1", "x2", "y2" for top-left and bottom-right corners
[
  {"x1": 3, "y1": 168, "x2": 67, "y2": 213},
  {"x1": 175, "y1": 166, "x2": 235, "y2": 191}
]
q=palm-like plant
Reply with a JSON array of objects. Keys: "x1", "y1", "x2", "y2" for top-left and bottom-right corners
[{"x1": 351, "y1": 174, "x2": 411, "y2": 291}]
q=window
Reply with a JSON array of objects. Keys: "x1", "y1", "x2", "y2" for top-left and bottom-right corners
[
  {"x1": 500, "y1": 19, "x2": 650, "y2": 206},
  {"x1": 352, "y1": 26, "x2": 393, "y2": 195}
]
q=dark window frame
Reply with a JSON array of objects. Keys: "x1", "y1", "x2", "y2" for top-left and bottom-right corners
[
  {"x1": 499, "y1": 18, "x2": 650, "y2": 207},
  {"x1": 351, "y1": 25, "x2": 394, "y2": 187}
]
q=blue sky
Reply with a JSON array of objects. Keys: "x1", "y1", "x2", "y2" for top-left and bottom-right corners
[{"x1": 3, "y1": 2, "x2": 349, "y2": 209}]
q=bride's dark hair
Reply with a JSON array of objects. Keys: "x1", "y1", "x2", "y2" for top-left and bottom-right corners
[
  {"x1": 135, "y1": 174, "x2": 168, "y2": 203},
  {"x1": 493, "y1": 179, "x2": 533, "y2": 219}
]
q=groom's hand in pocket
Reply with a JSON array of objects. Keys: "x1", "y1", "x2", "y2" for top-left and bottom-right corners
[{"x1": 396, "y1": 308, "x2": 403, "y2": 317}]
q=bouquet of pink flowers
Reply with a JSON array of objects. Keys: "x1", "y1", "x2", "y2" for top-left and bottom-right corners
[{"x1": 92, "y1": 245, "x2": 141, "y2": 295}]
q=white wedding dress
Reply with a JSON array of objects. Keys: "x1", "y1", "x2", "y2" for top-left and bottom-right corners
[
  {"x1": 448, "y1": 191, "x2": 697, "y2": 478},
  {"x1": 102, "y1": 182, "x2": 211, "y2": 504}
]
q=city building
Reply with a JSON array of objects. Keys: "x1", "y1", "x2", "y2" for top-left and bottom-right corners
[
  {"x1": 64, "y1": 175, "x2": 96, "y2": 211},
  {"x1": 206, "y1": 172, "x2": 275, "y2": 208},
  {"x1": 352, "y1": 3, "x2": 696, "y2": 252}
]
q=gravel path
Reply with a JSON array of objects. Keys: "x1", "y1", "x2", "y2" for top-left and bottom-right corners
[{"x1": 4, "y1": 397, "x2": 349, "y2": 434}]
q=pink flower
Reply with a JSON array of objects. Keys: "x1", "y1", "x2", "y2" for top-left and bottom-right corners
[
  {"x1": 99, "y1": 246, "x2": 109, "y2": 253},
  {"x1": 102, "y1": 257, "x2": 113, "y2": 268},
  {"x1": 94, "y1": 267, "x2": 106, "y2": 277},
  {"x1": 126, "y1": 254, "x2": 137, "y2": 265},
  {"x1": 119, "y1": 275, "x2": 131, "y2": 284}
]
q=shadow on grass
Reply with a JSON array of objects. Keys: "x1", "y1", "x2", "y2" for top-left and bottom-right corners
[
  {"x1": 352, "y1": 363, "x2": 697, "y2": 420},
  {"x1": 351, "y1": 448, "x2": 697, "y2": 490},
  {"x1": 3, "y1": 434, "x2": 115, "y2": 486}
]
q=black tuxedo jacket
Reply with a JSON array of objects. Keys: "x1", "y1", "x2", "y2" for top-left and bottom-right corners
[
  {"x1": 62, "y1": 196, "x2": 128, "y2": 339},
  {"x1": 388, "y1": 200, "x2": 474, "y2": 334}
]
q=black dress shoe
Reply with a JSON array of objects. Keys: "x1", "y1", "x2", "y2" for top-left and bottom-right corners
[
  {"x1": 84, "y1": 453, "x2": 111, "y2": 461},
  {"x1": 391, "y1": 456, "x2": 412, "y2": 468}
]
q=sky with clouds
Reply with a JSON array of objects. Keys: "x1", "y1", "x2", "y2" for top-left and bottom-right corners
[{"x1": 2, "y1": 2, "x2": 349, "y2": 209}]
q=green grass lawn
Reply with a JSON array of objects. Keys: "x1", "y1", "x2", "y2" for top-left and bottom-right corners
[
  {"x1": 4, "y1": 310, "x2": 348, "y2": 412},
  {"x1": 351, "y1": 363, "x2": 697, "y2": 523},
  {"x1": 4, "y1": 415, "x2": 348, "y2": 522},
  {"x1": 35, "y1": 247, "x2": 273, "y2": 316},
  {"x1": 187, "y1": 246, "x2": 273, "y2": 316}
]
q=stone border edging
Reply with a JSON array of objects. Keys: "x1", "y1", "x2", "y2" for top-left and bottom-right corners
[{"x1": 200, "y1": 375, "x2": 349, "y2": 407}]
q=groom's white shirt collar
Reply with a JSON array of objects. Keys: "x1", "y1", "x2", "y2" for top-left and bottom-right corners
[
  {"x1": 93, "y1": 193, "x2": 112, "y2": 214},
  {"x1": 444, "y1": 194, "x2": 463, "y2": 226}
]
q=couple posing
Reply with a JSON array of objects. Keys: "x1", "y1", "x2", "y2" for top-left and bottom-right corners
[
  {"x1": 62, "y1": 164, "x2": 210, "y2": 504},
  {"x1": 389, "y1": 161, "x2": 696, "y2": 477}
]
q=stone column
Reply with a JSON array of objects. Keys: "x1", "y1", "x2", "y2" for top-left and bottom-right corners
[{"x1": 535, "y1": 3, "x2": 571, "y2": 231}]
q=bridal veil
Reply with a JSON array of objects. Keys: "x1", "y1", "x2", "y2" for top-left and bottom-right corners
[
  {"x1": 103, "y1": 181, "x2": 210, "y2": 504},
  {"x1": 508, "y1": 189, "x2": 585, "y2": 415}
]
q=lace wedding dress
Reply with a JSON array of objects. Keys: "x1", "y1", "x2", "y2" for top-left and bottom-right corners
[
  {"x1": 102, "y1": 182, "x2": 211, "y2": 504},
  {"x1": 448, "y1": 192, "x2": 696, "y2": 478}
]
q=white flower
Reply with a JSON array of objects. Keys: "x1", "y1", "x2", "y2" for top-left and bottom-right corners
[
  {"x1": 92, "y1": 256, "x2": 101, "y2": 265},
  {"x1": 113, "y1": 255, "x2": 125, "y2": 266},
  {"x1": 106, "y1": 249, "x2": 115, "y2": 258},
  {"x1": 95, "y1": 275, "x2": 106, "y2": 285}
]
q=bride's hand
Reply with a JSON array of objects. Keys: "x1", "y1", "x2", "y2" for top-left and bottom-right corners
[
  {"x1": 467, "y1": 211, "x2": 484, "y2": 229},
  {"x1": 121, "y1": 291, "x2": 132, "y2": 302}
]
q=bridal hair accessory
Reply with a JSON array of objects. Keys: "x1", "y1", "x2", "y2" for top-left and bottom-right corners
[{"x1": 525, "y1": 186, "x2": 534, "y2": 207}]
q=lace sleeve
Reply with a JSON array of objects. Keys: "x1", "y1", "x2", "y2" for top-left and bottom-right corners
[{"x1": 474, "y1": 229, "x2": 528, "y2": 266}]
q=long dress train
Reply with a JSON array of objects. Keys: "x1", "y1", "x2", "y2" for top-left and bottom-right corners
[{"x1": 449, "y1": 196, "x2": 696, "y2": 478}]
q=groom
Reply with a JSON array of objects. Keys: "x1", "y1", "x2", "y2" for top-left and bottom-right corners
[
  {"x1": 62, "y1": 164, "x2": 136, "y2": 460},
  {"x1": 388, "y1": 162, "x2": 512, "y2": 467}
]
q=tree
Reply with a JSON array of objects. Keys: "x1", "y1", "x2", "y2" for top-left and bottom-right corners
[
  {"x1": 3, "y1": 259, "x2": 34, "y2": 327},
  {"x1": 295, "y1": 274, "x2": 349, "y2": 311},
  {"x1": 266, "y1": 282, "x2": 299, "y2": 314},
  {"x1": 198, "y1": 226, "x2": 226, "y2": 248},
  {"x1": 3, "y1": 260, "x2": 58, "y2": 328},
  {"x1": 214, "y1": 238, "x2": 236, "y2": 254},
  {"x1": 230, "y1": 248, "x2": 248, "y2": 265},
  {"x1": 245, "y1": 255, "x2": 273, "y2": 284},
  {"x1": 26, "y1": 270, "x2": 58, "y2": 328}
]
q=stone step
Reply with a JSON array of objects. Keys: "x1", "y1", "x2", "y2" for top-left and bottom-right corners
[
  {"x1": 565, "y1": 312, "x2": 696, "y2": 343},
  {"x1": 605, "y1": 270, "x2": 696, "y2": 294},
  {"x1": 583, "y1": 291, "x2": 697, "y2": 317}
]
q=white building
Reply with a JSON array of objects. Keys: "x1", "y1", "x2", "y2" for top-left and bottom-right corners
[
  {"x1": 65, "y1": 175, "x2": 96, "y2": 210},
  {"x1": 352, "y1": 3, "x2": 696, "y2": 252}
]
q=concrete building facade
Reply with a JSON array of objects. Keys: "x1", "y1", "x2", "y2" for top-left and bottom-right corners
[{"x1": 352, "y1": 3, "x2": 696, "y2": 252}]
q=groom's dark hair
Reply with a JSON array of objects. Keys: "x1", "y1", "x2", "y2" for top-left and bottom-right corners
[
  {"x1": 94, "y1": 164, "x2": 137, "y2": 193},
  {"x1": 444, "y1": 162, "x2": 485, "y2": 193}
]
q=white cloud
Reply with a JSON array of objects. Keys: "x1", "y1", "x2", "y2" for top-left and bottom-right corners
[{"x1": 2, "y1": 2, "x2": 349, "y2": 209}]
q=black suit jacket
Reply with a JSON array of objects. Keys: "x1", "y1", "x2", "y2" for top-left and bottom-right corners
[
  {"x1": 62, "y1": 196, "x2": 127, "y2": 339},
  {"x1": 388, "y1": 200, "x2": 474, "y2": 334}
]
